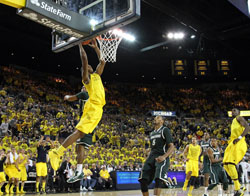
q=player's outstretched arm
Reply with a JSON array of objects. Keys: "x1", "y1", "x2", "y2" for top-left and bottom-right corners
[
  {"x1": 79, "y1": 44, "x2": 90, "y2": 83},
  {"x1": 89, "y1": 39, "x2": 106, "y2": 76},
  {"x1": 89, "y1": 38, "x2": 101, "y2": 59},
  {"x1": 64, "y1": 90, "x2": 89, "y2": 102},
  {"x1": 64, "y1": 95, "x2": 78, "y2": 102}
]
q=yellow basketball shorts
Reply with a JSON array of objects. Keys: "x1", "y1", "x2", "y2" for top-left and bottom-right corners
[
  {"x1": 76, "y1": 102, "x2": 103, "y2": 134},
  {"x1": 223, "y1": 138, "x2": 247, "y2": 165},
  {"x1": 19, "y1": 166, "x2": 27, "y2": 181},
  {"x1": 36, "y1": 162, "x2": 47, "y2": 177},
  {"x1": 186, "y1": 160, "x2": 199, "y2": 177},
  {"x1": 5, "y1": 165, "x2": 19, "y2": 179},
  {"x1": 0, "y1": 172, "x2": 6, "y2": 183}
]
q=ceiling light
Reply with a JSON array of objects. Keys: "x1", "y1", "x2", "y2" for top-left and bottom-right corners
[
  {"x1": 168, "y1": 32, "x2": 185, "y2": 40},
  {"x1": 89, "y1": 19, "x2": 98, "y2": 26},
  {"x1": 167, "y1": 32, "x2": 174, "y2": 39}
]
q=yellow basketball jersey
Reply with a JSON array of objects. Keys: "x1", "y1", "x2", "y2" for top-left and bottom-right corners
[
  {"x1": 230, "y1": 116, "x2": 244, "y2": 141},
  {"x1": 18, "y1": 154, "x2": 27, "y2": 167},
  {"x1": 187, "y1": 144, "x2": 201, "y2": 161},
  {"x1": 83, "y1": 73, "x2": 105, "y2": 106}
]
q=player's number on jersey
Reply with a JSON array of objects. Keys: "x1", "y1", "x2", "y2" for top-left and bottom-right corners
[{"x1": 152, "y1": 139, "x2": 156, "y2": 146}]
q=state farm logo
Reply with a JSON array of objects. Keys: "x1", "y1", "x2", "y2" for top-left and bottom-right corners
[
  {"x1": 31, "y1": 0, "x2": 40, "y2": 6},
  {"x1": 29, "y1": 0, "x2": 71, "y2": 21},
  {"x1": 21, "y1": 11, "x2": 82, "y2": 38}
]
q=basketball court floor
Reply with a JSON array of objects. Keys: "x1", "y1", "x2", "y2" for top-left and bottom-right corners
[{"x1": 25, "y1": 185, "x2": 250, "y2": 196}]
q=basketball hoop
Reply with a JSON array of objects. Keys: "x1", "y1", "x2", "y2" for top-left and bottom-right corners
[{"x1": 96, "y1": 29, "x2": 123, "y2": 63}]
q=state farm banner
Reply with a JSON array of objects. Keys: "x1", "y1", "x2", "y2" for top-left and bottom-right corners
[{"x1": 17, "y1": 0, "x2": 91, "y2": 38}]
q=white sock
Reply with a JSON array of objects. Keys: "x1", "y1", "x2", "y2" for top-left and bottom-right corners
[
  {"x1": 204, "y1": 187, "x2": 208, "y2": 194},
  {"x1": 76, "y1": 164, "x2": 83, "y2": 174}
]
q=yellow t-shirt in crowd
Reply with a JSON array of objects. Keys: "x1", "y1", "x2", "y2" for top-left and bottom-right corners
[{"x1": 100, "y1": 169, "x2": 110, "y2": 179}]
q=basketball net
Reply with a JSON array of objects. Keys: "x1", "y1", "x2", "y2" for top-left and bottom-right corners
[{"x1": 97, "y1": 29, "x2": 123, "y2": 63}]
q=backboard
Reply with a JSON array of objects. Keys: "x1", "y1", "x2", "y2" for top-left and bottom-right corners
[{"x1": 52, "y1": 0, "x2": 140, "y2": 52}]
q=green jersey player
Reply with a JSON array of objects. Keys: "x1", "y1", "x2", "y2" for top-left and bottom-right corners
[
  {"x1": 204, "y1": 137, "x2": 228, "y2": 196},
  {"x1": 138, "y1": 116, "x2": 175, "y2": 196},
  {"x1": 200, "y1": 132, "x2": 211, "y2": 194}
]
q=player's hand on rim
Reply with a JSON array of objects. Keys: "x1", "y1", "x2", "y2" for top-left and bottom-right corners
[
  {"x1": 155, "y1": 155, "x2": 165, "y2": 163},
  {"x1": 88, "y1": 38, "x2": 98, "y2": 48}
]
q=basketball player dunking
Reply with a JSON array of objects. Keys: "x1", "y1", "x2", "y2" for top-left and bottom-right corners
[
  {"x1": 63, "y1": 86, "x2": 96, "y2": 183},
  {"x1": 49, "y1": 38, "x2": 106, "y2": 182}
]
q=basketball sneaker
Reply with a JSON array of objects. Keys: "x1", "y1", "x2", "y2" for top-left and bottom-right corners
[
  {"x1": 88, "y1": 187, "x2": 93, "y2": 191},
  {"x1": 16, "y1": 187, "x2": 20, "y2": 194},
  {"x1": 241, "y1": 186, "x2": 246, "y2": 192},
  {"x1": 20, "y1": 190, "x2": 26, "y2": 194},
  {"x1": 67, "y1": 171, "x2": 84, "y2": 183},
  {"x1": 41, "y1": 188, "x2": 46, "y2": 194},
  {"x1": 9, "y1": 185, "x2": 14, "y2": 194},
  {"x1": 5, "y1": 184, "x2": 9, "y2": 194}
]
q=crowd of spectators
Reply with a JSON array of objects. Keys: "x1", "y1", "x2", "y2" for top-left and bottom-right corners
[{"x1": 0, "y1": 65, "x2": 250, "y2": 192}]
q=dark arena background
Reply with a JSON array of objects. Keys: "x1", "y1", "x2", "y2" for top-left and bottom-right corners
[{"x1": 1, "y1": 0, "x2": 250, "y2": 196}]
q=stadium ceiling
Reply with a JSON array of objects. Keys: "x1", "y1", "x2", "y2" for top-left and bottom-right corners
[{"x1": 1, "y1": 0, "x2": 250, "y2": 83}]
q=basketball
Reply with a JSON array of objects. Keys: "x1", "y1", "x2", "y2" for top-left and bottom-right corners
[{"x1": 82, "y1": 40, "x2": 91, "y2": 45}]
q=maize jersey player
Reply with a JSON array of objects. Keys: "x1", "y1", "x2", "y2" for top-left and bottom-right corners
[
  {"x1": 49, "y1": 39, "x2": 106, "y2": 181},
  {"x1": 182, "y1": 136, "x2": 202, "y2": 196},
  {"x1": 17, "y1": 148, "x2": 28, "y2": 194},
  {"x1": 223, "y1": 108, "x2": 250, "y2": 196},
  {"x1": 5, "y1": 147, "x2": 20, "y2": 194},
  {"x1": 36, "y1": 136, "x2": 54, "y2": 193},
  {"x1": 64, "y1": 86, "x2": 96, "y2": 183}
]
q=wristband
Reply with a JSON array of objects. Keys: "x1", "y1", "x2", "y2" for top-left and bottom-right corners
[{"x1": 238, "y1": 136, "x2": 243, "y2": 140}]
